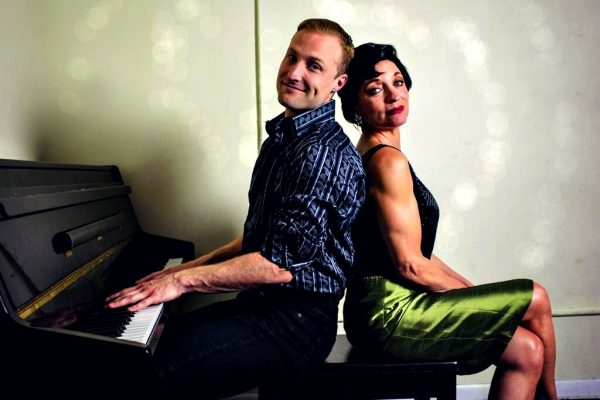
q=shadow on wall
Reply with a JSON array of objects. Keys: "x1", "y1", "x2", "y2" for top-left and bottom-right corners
[{"x1": 27, "y1": 103, "x2": 242, "y2": 263}]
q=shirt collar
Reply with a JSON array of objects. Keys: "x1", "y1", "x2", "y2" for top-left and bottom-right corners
[{"x1": 265, "y1": 100, "x2": 337, "y2": 142}]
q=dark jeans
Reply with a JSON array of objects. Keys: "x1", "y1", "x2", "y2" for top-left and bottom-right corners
[{"x1": 150, "y1": 288, "x2": 340, "y2": 399}]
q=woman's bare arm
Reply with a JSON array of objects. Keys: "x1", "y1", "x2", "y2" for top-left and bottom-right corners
[
  {"x1": 368, "y1": 147, "x2": 467, "y2": 292},
  {"x1": 430, "y1": 254, "x2": 474, "y2": 287}
]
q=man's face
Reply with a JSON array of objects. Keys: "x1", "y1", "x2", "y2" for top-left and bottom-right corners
[{"x1": 276, "y1": 29, "x2": 348, "y2": 117}]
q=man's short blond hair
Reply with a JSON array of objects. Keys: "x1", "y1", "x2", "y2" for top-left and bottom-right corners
[{"x1": 296, "y1": 18, "x2": 354, "y2": 76}]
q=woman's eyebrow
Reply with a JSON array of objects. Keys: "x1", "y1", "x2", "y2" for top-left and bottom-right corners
[
  {"x1": 365, "y1": 76, "x2": 382, "y2": 85},
  {"x1": 366, "y1": 71, "x2": 403, "y2": 84}
]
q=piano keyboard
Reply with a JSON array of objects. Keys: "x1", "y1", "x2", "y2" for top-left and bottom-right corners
[
  {"x1": 77, "y1": 258, "x2": 183, "y2": 345},
  {"x1": 116, "y1": 257, "x2": 183, "y2": 344},
  {"x1": 117, "y1": 303, "x2": 164, "y2": 344}
]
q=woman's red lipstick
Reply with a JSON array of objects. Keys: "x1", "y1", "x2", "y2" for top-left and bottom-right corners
[{"x1": 387, "y1": 105, "x2": 404, "y2": 115}]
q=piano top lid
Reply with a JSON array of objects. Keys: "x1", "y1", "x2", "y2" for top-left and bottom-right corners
[{"x1": 0, "y1": 158, "x2": 123, "y2": 190}]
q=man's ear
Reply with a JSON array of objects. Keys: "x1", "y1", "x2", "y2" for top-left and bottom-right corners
[{"x1": 331, "y1": 73, "x2": 348, "y2": 93}]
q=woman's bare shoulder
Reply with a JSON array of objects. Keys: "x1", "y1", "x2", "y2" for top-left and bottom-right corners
[{"x1": 368, "y1": 146, "x2": 410, "y2": 175}]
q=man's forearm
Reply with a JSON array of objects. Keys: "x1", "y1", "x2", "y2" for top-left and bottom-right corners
[
  {"x1": 177, "y1": 251, "x2": 293, "y2": 293},
  {"x1": 194, "y1": 235, "x2": 244, "y2": 267}
]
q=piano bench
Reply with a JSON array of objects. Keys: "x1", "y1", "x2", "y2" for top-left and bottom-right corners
[{"x1": 258, "y1": 334, "x2": 458, "y2": 400}]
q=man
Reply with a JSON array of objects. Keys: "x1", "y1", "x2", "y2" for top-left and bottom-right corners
[{"x1": 106, "y1": 18, "x2": 365, "y2": 399}]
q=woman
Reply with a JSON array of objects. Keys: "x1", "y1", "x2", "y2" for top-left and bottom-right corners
[{"x1": 337, "y1": 43, "x2": 557, "y2": 400}]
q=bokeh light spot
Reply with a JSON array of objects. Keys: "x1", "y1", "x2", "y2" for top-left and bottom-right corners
[
  {"x1": 261, "y1": 29, "x2": 283, "y2": 52},
  {"x1": 406, "y1": 20, "x2": 431, "y2": 49},
  {"x1": 105, "y1": 0, "x2": 123, "y2": 11},
  {"x1": 371, "y1": 4, "x2": 393, "y2": 27},
  {"x1": 352, "y1": 4, "x2": 371, "y2": 26},
  {"x1": 554, "y1": 124, "x2": 579, "y2": 151},
  {"x1": 67, "y1": 57, "x2": 92, "y2": 81},
  {"x1": 316, "y1": 0, "x2": 356, "y2": 24},
  {"x1": 239, "y1": 108, "x2": 258, "y2": 133},
  {"x1": 440, "y1": 212, "x2": 465, "y2": 236},
  {"x1": 201, "y1": 135, "x2": 229, "y2": 174},
  {"x1": 386, "y1": 6, "x2": 409, "y2": 34},
  {"x1": 541, "y1": 43, "x2": 563, "y2": 65},
  {"x1": 162, "y1": 87, "x2": 185, "y2": 110},
  {"x1": 515, "y1": 241, "x2": 549, "y2": 271},
  {"x1": 148, "y1": 90, "x2": 167, "y2": 112},
  {"x1": 530, "y1": 25, "x2": 555, "y2": 51},
  {"x1": 451, "y1": 182, "x2": 479, "y2": 211},
  {"x1": 200, "y1": 15, "x2": 222, "y2": 38},
  {"x1": 166, "y1": 59, "x2": 189, "y2": 82},
  {"x1": 486, "y1": 111, "x2": 509, "y2": 135},
  {"x1": 175, "y1": 0, "x2": 210, "y2": 22},
  {"x1": 178, "y1": 102, "x2": 200, "y2": 125},
  {"x1": 532, "y1": 220, "x2": 555, "y2": 244},
  {"x1": 554, "y1": 152, "x2": 579, "y2": 176},
  {"x1": 88, "y1": 5, "x2": 111, "y2": 29},
  {"x1": 153, "y1": 40, "x2": 176, "y2": 64},
  {"x1": 463, "y1": 39, "x2": 489, "y2": 66},
  {"x1": 239, "y1": 135, "x2": 259, "y2": 168},
  {"x1": 522, "y1": 3, "x2": 546, "y2": 26},
  {"x1": 482, "y1": 82, "x2": 506, "y2": 105},
  {"x1": 74, "y1": 19, "x2": 97, "y2": 42},
  {"x1": 58, "y1": 91, "x2": 84, "y2": 114}
]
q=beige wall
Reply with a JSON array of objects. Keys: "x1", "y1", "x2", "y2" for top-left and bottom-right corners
[{"x1": 1, "y1": 0, "x2": 599, "y2": 388}]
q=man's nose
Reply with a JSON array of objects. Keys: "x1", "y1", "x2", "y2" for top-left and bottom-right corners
[{"x1": 287, "y1": 63, "x2": 304, "y2": 81}]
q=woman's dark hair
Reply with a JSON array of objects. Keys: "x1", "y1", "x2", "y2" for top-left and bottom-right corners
[{"x1": 338, "y1": 43, "x2": 412, "y2": 125}]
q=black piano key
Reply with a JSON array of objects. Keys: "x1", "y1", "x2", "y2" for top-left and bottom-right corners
[
  {"x1": 78, "y1": 317, "x2": 130, "y2": 330},
  {"x1": 78, "y1": 325, "x2": 125, "y2": 337}
]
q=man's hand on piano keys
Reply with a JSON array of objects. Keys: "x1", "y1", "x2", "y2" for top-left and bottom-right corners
[{"x1": 105, "y1": 269, "x2": 184, "y2": 312}]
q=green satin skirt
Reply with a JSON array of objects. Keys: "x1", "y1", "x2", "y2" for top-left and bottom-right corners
[{"x1": 343, "y1": 276, "x2": 533, "y2": 374}]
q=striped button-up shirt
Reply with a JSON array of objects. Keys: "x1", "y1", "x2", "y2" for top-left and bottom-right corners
[{"x1": 243, "y1": 100, "x2": 365, "y2": 297}]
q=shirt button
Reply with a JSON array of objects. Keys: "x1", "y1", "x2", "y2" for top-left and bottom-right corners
[{"x1": 297, "y1": 313, "x2": 302, "y2": 318}]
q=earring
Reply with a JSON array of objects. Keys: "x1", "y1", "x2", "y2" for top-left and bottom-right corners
[{"x1": 354, "y1": 114, "x2": 362, "y2": 125}]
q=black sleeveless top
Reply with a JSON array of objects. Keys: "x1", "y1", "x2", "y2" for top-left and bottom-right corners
[{"x1": 351, "y1": 144, "x2": 440, "y2": 280}]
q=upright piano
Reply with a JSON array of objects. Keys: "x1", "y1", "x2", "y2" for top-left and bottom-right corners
[{"x1": 0, "y1": 158, "x2": 195, "y2": 395}]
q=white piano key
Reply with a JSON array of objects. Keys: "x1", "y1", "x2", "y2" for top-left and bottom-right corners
[{"x1": 164, "y1": 258, "x2": 183, "y2": 269}]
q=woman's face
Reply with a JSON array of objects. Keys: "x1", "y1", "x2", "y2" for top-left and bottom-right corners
[{"x1": 356, "y1": 59, "x2": 409, "y2": 131}]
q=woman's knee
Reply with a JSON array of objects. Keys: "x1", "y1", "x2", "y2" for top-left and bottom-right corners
[
  {"x1": 525, "y1": 282, "x2": 553, "y2": 320},
  {"x1": 498, "y1": 327, "x2": 544, "y2": 374}
]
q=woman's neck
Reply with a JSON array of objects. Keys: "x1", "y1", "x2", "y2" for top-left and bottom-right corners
[
  {"x1": 356, "y1": 127, "x2": 401, "y2": 155},
  {"x1": 367, "y1": 127, "x2": 401, "y2": 146}
]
